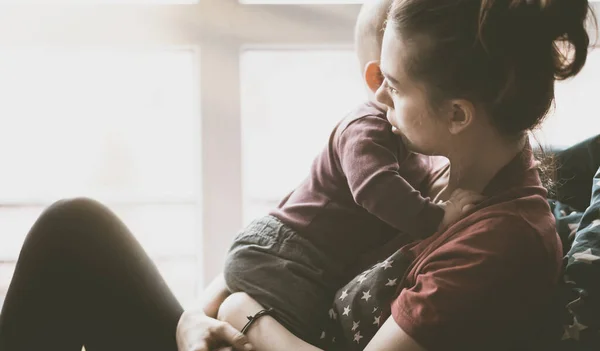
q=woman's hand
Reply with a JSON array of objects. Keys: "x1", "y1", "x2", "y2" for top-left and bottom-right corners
[
  {"x1": 176, "y1": 308, "x2": 254, "y2": 351},
  {"x1": 439, "y1": 188, "x2": 486, "y2": 230}
]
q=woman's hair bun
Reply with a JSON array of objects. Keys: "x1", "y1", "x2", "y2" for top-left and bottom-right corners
[{"x1": 478, "y1": 0, "x2": 594, "y2": 80}]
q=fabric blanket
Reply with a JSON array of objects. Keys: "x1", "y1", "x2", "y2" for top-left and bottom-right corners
[{"x1": 553, "y1": 164, "x2": 600, "y2": 349}]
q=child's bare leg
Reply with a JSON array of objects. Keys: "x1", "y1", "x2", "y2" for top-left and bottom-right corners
[{"x1": 217, "y1": 293, "x2": 323, "y2": 351}]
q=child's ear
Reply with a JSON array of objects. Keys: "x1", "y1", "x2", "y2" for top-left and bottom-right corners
[{"x1": 364, "y1": 61, "x2": 383, "y2": 94}]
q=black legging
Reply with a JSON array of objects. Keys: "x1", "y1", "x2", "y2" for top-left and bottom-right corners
[{"x1": 0, "y1": 198, "x2": 183, "y2": 351}]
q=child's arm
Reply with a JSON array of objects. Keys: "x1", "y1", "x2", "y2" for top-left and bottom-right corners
[{"x1": 338, "y1": 116, "x2": 445, "y2": 237}]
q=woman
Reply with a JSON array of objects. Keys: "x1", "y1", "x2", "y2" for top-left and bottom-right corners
[
  {"x1": 0, "y1": 1, "x2": 594, "y2": 351},
  {"x1": 181, "y1": 0, "x2": 595, "y2": 350}
]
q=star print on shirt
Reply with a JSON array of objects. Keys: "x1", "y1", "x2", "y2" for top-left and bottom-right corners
[
  {"x1": 354, "y1": 331, "x2": 363, "y2": 344},
  {"x1": 373, "y1": 315, "x2": 381, "y2": 326},
  {"x1": 320, "y1": 248, "x2": 414, "y2": 350},
  {"x1": 343, "y1": 306, "x2": 351, "y2": 316},
  {"x1": 562, "y1": 317, "x2": 588, "y2": 341},
  {"x1": 339, "y1": 290, "x2": 349, "y2": 301},
  {"x1": 380, "y1": 259, "x2": 393, "y2": 269}
]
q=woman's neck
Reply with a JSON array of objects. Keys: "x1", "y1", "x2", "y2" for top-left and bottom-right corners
[{"x1": 433, "y1": 135, "x2": 527, "y2": 203}]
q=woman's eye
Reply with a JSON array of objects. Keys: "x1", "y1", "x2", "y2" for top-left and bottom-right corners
[{"x1": 387, "y1": 85, "x2": 398, "y2": 95}]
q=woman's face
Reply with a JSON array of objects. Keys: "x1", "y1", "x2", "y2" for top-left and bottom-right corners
[{"x1": 375, "y1": 25, "x2": 450, "y2": 156}]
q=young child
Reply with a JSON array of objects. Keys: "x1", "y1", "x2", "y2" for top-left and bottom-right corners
[{"x1": 222, "y1": 0, "x2": 482, "y2": 347}]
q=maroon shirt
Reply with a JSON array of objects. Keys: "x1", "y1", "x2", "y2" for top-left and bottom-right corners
[
  {"x1": 391, "y1": 144, "x2": 562, "y2": 350},
  {"x1": 270, "y1": 102, "x2": 444, "y2": 269}
]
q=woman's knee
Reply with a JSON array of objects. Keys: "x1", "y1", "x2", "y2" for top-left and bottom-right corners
[
  {"x1": 30, "y1": 197, "x2": 120, "y2": 242},
  {"x1": 46, "y1": 197, "x2": 109, "y2": 216}
]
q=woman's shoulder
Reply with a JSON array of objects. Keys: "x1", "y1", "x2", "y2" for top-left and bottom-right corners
[
  {"x1": 463, "y1": 190, "x2": 555, "y2": 236},
  {"x1": 432, "y1": 193, "x2": 562, "y2": 271},
  {"x1": 469, "y1": 190, "x2": 557, "y2": 243},
  {"x1": 400, "y1": 196, "x2": 563, "y2": 309}
]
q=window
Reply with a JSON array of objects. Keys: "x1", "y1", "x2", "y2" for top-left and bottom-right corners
[
  {"x1": 0, "y1": 49, "x2": 198, "y2": 202},
  {"x1": 0, "y1": 48, "x2": 201, "y2": 307},
  {"x1": 535, "y1": 49, "x2": 600, "y2": 148}
]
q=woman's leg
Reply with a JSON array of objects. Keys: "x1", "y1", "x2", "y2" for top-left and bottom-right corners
[{"x1": 0, "y1": 198, "x2": 184, "y2": 351}]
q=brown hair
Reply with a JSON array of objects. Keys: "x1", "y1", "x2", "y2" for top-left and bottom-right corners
[{"x1": 389, "y1": 0, "x2": 596, "y2": 138}]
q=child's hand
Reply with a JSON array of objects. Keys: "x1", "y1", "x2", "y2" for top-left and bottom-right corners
[{"x1": 439, "y1": 188, "x2": 486, "y2": 230}]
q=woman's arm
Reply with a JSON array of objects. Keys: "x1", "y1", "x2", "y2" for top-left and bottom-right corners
[
  {"x1": 218, "y1": 292, "x2": 426, "y2": 351},
  {"x1": 363, "y1": 317, "x2": 426, "y2": 351},
  {"x1": 217, "y1": 292, "x2": 322, "y2": 351}
]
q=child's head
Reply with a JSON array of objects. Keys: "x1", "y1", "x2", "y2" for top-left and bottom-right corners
[{"x1": 355, "y1": 0, "x2": 393, "y2": 98}]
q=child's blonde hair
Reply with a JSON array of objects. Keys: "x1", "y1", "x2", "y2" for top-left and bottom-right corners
[{"x1": 354, "y1": 0, "x2": 393, "y2": 70}]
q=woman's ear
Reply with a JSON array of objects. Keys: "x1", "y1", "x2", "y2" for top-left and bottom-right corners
[
  {"x1": 364, "y1": 61, "x2": 384, "y2": 94},
  {"x1": 446, "y1": 99, "x2": 475, "y2": 135}
]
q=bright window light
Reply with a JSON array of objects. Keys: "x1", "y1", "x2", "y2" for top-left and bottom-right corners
[{"x1": 241, "y1": 50, "x2": 364, "y2": 224}]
